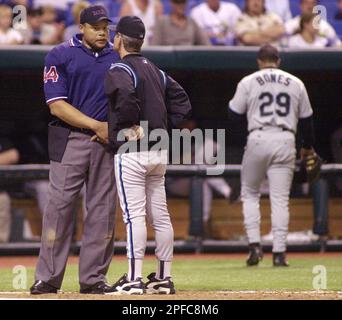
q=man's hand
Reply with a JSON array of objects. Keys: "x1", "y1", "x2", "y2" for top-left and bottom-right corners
[
  {"x1": 91, "y1": 121, "x2": 109, "y2": 144},
  {"x1": 123, "y1": 125, "x2": 145, "y2": 141}
]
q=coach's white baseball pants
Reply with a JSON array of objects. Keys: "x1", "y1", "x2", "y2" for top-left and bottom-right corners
[
  {"x1": 114, "y1": 150, "x2": 173, "y2": 276},
  {"x1": 241, "y1": 129, "x2": 296, "y2": 253}
]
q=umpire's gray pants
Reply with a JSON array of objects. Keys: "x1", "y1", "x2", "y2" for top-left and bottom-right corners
[{"x1": 35, "y1": 132, "x2": 116, "y2": 290}]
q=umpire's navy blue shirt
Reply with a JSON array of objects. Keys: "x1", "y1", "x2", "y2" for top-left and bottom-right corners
[{"x1": 43, "y1": 34, "x2": 119, "y2": 121}]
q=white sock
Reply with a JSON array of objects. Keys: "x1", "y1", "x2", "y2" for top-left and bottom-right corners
[
  {"x1": 156, "y1": 260, "x2": 172, "y2": 280},
  {"x1": 128, "y1": 259, "x2": 143, "y2": 281}
]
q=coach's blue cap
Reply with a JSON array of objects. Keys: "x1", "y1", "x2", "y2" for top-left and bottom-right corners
[
  {"x1": 80, "y1": 5, "x2": 112, "y2": 25},
  {"x1": 114, "y1": 16, "x2": 145, "y2": 40}
]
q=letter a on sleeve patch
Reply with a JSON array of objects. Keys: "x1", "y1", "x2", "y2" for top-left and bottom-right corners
[{"x1": 44, "y1": 66, "x2": 59, "y2": 83}]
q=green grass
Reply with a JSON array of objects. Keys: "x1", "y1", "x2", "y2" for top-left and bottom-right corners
[{"x1": 1, "y1": 256, "x2": 342, "y2": 292}]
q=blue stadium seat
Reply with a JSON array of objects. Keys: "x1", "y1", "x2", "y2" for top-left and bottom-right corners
[
  {"x1": 321, "y1": 1, "x2": 337, "y2": 20},
  {"x1": 230, "y1": 0, "x2": 245, "y2": 10},
  {"x1": 289, "y1": 0, "x2": 300, "y2": 17},
  {"x1": 331, "y1": 20, "x2": 342, "y2": 39},
  {"x1": 65, "y1": 1, "x2": 75, "y2": 27},
  {"x1": 108, "y1": 0, "x2": 121, "y2": 18}
]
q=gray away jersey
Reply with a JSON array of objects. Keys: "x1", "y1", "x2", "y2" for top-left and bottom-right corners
[{"x1": 229, "y1": 68, "x2": 313, "y2": 133}]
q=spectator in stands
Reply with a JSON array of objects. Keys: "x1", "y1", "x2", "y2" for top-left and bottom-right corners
[
  {"x1": 0, "y1": 4, "x2": 23, "y2": 44},
  {"x1": 335, "y1": 0, "x2": 342, "y2": 20},
  {"x1": 33, "y1": 0, "x2": 73, "y2": 11},
  {"x1": 2, "y1": 0, "x2": 29, "y2": 8},
  {"x1": 288, "y1": 13, "x2": 330, "y2": 48},
  {"x1": 190, "y1": 0, "x2": 241, "y2": 46},
  {"x1": 0, "y1": 138, "x2": 19, "y2": 243},
  {"x1": 152, "y1": 0, "x2": 210, "y2": 45},
  {"x1": 41, "y1": 5, "x2": 65, "y2": 43},
  {"x1": 21, "y1": 7, "x2": 60, "y2": 45},
  {"x1": 64, "y1": 1, "x2": 89, "y2": 41},
  {"x1": 235, "y1": 0, "x2": 285, "y2": 46},
  {"x1": 285, "y1": 0, "x2": 341, "y2": 46},
  {"x1": 119, "y1": 0, "x2": 163, "y2": 45},
  {"x1": 265, "y1": 0, "x2": 292, "y2": 22}
]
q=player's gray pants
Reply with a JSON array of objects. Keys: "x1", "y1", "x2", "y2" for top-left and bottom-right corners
[
  {"x1": 241, "y1": 129, "x2": 296, "y2": 253},
  {"x1": 114, "y1": 150, "x2": 173, "y2": 262},
  {"x1": 35, "y1": 132, "x2": 116, "y2": 290}
]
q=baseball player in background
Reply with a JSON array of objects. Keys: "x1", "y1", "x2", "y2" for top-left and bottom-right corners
[
  {"x1": 228, "y1": 44, "x2": 316, "y2": 267},
  {"x1": 104, "y1": 16, "x2": 191, "y2": 294},
  {"x1": 31, "y1": 6, "x2": 119, "y2": 294}
]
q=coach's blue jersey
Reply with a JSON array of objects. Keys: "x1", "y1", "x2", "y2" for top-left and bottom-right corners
[{"x1": 43, "y1": 34, "x2": 119, "y2": 121}]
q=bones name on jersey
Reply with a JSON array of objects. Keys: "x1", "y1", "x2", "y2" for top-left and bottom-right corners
[{"x1": 256, "y1": 72, "x2": 292, "y2": 87}]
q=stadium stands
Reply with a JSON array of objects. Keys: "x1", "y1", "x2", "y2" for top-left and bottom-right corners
[{"x1": 59, "y1": 0, "x2": 342, "y2": 40}]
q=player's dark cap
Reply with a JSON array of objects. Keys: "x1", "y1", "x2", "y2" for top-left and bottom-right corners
[
  {"x1": 114, "y1": 16, "x2": 145, "y2": 40},
  {"x1": 257, "y1": 44, "x2": 280, "y2": 62},
  {"x1": 80, "y1": 5, "x2": 112, "y2": 25}
]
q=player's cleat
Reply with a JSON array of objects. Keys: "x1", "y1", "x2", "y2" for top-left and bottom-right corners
[
  {"x1": 80, "y1": 281, "x2": 116, "y2": 294},
  {"x1": 107, "y1": 274, "x2": 145, "y2": 295},
  {"x1": 246, "y1": 243, "x2": 263, "y2": 266},
  {"x1": 30, "y1": 280, "x2": 58, "y2": 295},
  {"x1": 145, "y1": 273, "x2": 176, "y2": 295},
  {"x1": 273, "y1": 252, "x2": 289, "y2": 267}
]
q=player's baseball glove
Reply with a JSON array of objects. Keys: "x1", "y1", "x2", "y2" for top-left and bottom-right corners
[{"x1": 303, "y1": 153, "x2": 322, "y2": 183}]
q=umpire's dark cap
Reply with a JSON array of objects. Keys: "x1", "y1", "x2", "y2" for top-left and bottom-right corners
[
  {"x1": 114, "y1": 16, "x2": 145, "y2": 40},
  {"x1": 257, "y1": 44, "x2": 280, "y2": 62},
  {"x1": 80, "y1": 5, "x2": 112, "y2": 25}
]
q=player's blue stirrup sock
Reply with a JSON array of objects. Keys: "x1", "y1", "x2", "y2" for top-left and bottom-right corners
[
  {"x1": 156, "y1": 260, "x2": 172, "y2": 280},
  {"x1": 128, "y1": 258, "x2": 143, "y2": 281}
]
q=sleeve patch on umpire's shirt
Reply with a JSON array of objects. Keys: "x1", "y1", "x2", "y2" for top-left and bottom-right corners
[{"x1": 44, "y1": 66, "x2": 59, "y2": 83}]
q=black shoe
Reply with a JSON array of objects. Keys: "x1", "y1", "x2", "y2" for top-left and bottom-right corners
[
  {"x1": 108, "y1": 274, "x2": 145, "y2": 295},
  {"x1": 145, "y1": 272, "x2": 176, "y2": 295},
  {"x1": 30, "y1": 280, "x2": 58, "y2": 295},
  {"x1": 246, "y1": 243, "x2": 263, "y2": 266},
  {"x1": 273, "y1": 252, "x2": 289, "y2": 267},
  {"x1": 80, "y1": 282, "x2": 115, "y2": 294}
]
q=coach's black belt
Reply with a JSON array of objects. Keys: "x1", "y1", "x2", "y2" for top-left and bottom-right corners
[{"x1": 249, "y1": 127, "x2": 295, "y2": 134}]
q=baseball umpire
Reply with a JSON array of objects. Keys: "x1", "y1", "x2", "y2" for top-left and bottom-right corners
[
  {"x1": 104, "y1": 16, "x2": 191, "y2": 294},
  {"x1": 30, "y1": 6, "x2": 119, "y2": 294},
  {"x1": 228, "y1": 44, "x2": 317, "y2": 267}
]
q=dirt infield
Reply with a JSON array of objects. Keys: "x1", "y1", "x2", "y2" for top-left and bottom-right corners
[{"x1": 0, "y1": 290, "x2": 341, "y2": 300}]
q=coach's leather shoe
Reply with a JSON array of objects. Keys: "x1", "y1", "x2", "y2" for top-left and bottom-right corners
[
  {"x1": 30, "y1": 280, "x2": 58, "y2": 295},
  {"x1": 80, "y1": 282, "x2": 115, "y2": 294},
  {"x1": 273, "y1": 252, "x2": 289, "y2": 267},
  {"x1": 145, "y1": 272, "x2": 176, "y2": 295},
  {"x1": 246, "y1": 243, "x2": 263, "y2": 266}
]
